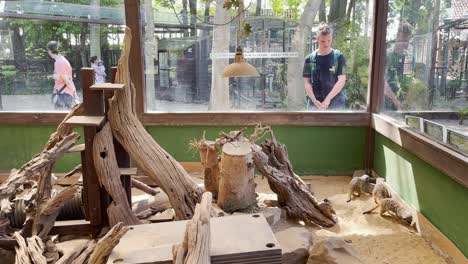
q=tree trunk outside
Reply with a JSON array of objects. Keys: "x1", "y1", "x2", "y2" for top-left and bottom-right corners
[
  {"x1": 189, "y1": 0, "x2": 197, "y2": 36},
  {"x1": 143, "y1": 0, "x2": 156, "y2": 110},
  {"x1": 319, "y1": 0, "x2": 326, "y2": 22},
  {"x1": 256, "y1": 0, "x2": 262, "y2": 16},
  {"x1": 208, "y1": 0, "x2": 231, "y2": 110},
  {"x1": 80, "y1": 25, "x2": 88, "y2": 68},
  {"x1": 89, "y1": 0, "x2": 101, "y2": 60},
  {"x1": 428, "y1": 0, "x2": 440, "y2": 107},
  {"x1": 287, "y1": 0, "x2": 322, "y2": 110}
]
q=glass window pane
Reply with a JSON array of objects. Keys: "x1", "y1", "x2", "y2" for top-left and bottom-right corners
[
  {"x1": 384, "y1": 0, "x2": 468, "y2": 155},
  {"x1": 143, "y1": 0, "x2": 374, "y2": 112},
  {"x1": 0, "y1": 0, "x2": 125, "y2": 112}
]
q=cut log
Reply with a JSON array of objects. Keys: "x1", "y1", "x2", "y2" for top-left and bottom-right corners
[
  {"x1": 93, "y1": 123, "x2": 141, "y2": 227},
  {"x1": 199, "y1": 140, "x2": 220, "y2": 198},
  {"x1": 108, "y1": 27, "x2": 201, "y2": 220},
  {"x1": 217, "y1": 141, "x2": 256, "y2": 213},
  {"x1": 88, "y1": 222, "x2": 129, "y2": 264},
  {"x1": 173, "y1": 192, "x2": 212, "y2": 264},
  {"x1": 251, "y1": 139, "x2": 336, "y2": 228}
]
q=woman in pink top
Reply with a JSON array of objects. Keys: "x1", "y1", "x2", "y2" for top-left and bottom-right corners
[{"x1": 47, "y1": 41, "x2": 79, "y2": 109}]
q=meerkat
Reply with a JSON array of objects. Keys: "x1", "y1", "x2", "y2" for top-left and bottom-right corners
[
  {"x1": 371, "y1": 181, "x2": 392, "y2": 204},
  {"x1": 363, "y1": 198, "x2": 414, "y2": 226},
  {"x1": 318, "y1": 198, "x2": 337, "y2": 223},
  {"x1": 347, "y1": 174, "x2": 371, "y2": 202}
]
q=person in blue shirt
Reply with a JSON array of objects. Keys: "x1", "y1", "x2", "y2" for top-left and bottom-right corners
[{"x1": 303, "y1": 23, "x2": 347, "y2": 110}]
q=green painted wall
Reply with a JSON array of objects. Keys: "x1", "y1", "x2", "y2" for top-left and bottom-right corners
[
  {"x1": 0, "y1": 125, "x2": 84, "y2": 172},
  {"x1": 146, "y1": 126, "x2": 366, "y2": 175},
  {"x1": 0, "y1": 125, "x2": 366, "y2": 175},
  {"x1": 374, "y1": 133, "x2": 468, "y2": 257}
]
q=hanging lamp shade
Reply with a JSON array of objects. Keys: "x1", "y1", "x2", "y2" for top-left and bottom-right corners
[{"x1": 223, "y1": 47, "x2": 260, "y2": 78}]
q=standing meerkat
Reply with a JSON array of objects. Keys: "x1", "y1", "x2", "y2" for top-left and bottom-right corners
[
  {"x1": 363, "y1": 198, "x2": 414, "y2": 226},
  {"x1": 347, "y1": 174, "x2": 371, "y2": 202}
]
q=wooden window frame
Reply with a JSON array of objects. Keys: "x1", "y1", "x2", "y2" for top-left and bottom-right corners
[{"x1": 0, "y1": 0, "x2": 466, "y2": 184}]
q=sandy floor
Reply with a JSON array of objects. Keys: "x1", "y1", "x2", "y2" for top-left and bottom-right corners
[
  {"x1": 0, "y1": 175, "x2": 450, "y2": 264},
  {"x1": 260, "y1": 176, "x2": 449, "y2": 264}
]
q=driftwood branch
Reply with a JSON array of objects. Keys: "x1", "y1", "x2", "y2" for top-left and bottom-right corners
[
  {"x1": 190, "y1": 132, "x2": 220, "y2": 199},
  {"x1": 88, "y1": 222, "x2": 129, "y2": 264},
  {"x1": 173, "y1": 192, "x2": 212, "y2": 264},
  {"x1": 44, "y1": 104, "x2": 84, "y2": 150},
  {"x1": 251, "y1": 139, "x2": 337, "y2": 228},
  {"x1": 13, "y1": 233, "x2": 47, "y2": 264},
  {"x1": 131, "y1": 178, "x2": 159, "y2": 196},
  {"x1": 0, "y1": 133, "x2": 80, "y2": 215},
  {"x1": 108, "y1": 27, "x2": 201, "y2": 220},
  {"x1": 93, "y1": 123, "x2": 141, "y2": 226},
  {"x1": 32, "y1": 185, "x2": 81, "y2": 238}
]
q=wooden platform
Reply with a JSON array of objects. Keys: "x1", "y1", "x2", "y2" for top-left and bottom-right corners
[
  {"x1": 64, "y1": 115, "x2": 105, "y2": 127},
  {"x1": 90, "y1": 83, "x2": 125, "y2": 90},
  {"x1": 107, "y1": 214, "x2": 282, "y2": 264}
]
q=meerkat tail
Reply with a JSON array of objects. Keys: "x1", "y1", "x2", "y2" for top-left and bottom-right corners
[{"x1": 363, "y1": 203, "x2": 380, "y2": 214}]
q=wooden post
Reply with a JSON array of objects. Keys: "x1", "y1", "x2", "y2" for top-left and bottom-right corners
[{"x1": 81, "y1": 67, "x2": 109, "y2": 236}]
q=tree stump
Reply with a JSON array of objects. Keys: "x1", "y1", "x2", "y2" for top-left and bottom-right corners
[
  {"x1": 108, "y1": 27, "x2": 201, "y2": 220},
  {"x1": 217, "y1": 141, "x2": 256, "y2": 213},
  {"x1": 199, "y1": 141, "x2": 220, "y2": 198}
]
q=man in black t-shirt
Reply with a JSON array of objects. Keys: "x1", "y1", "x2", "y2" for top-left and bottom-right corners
[{"x1": 303, "y1": 23, "x2": 347, "y2": 110}]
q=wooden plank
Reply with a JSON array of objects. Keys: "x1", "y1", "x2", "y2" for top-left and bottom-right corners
[
  {"x1": 124, "y1": 0, "x2": 145, "y2": 116},
  {"x1": 372, "y1": 170, "x2": 467, "y2": 264},
  {"x1": 66, "y1": 143, "x2": 85, "y2": 153},
  {"x1": 49, "y1": 220, "x2": 92, "y2": 236},
  {"x1": 90, "y1": 83, "x2": 125, "y2": 91},
  {"x1": 372, "y1": 114, "x2": 468, "y2": 188},
  {"x1": 0, "y1": 238, "x2": 17, "y2": 250},
  {"x1": 65, "y1": 115, "x2": 106, "y2": 127},
  {"x1": 119, "y1": 167, "x2": 138, "y2": 176},
  {"x1": 107, "y1": 214, "x2": 281, "y2": 264},
  {"x1": 140, "y1": 112, "x2": 370, "y2": 126}
]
